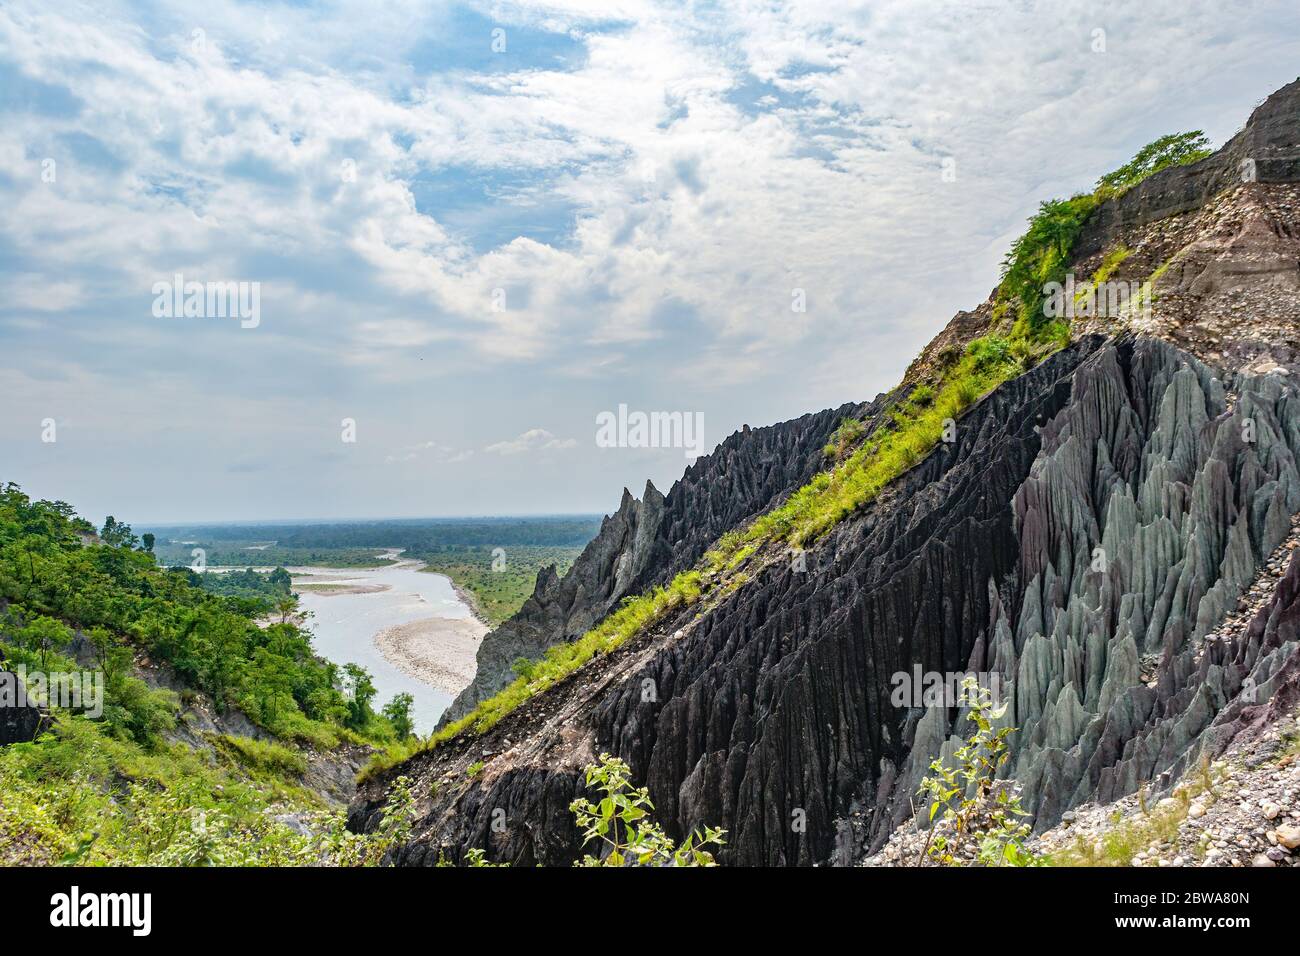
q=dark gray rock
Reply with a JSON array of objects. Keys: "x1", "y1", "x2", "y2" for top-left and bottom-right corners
[{"x1": 0, "y1": 671, "x2": 46, "y2": 745}]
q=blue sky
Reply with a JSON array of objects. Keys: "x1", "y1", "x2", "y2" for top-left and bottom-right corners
[{"x1": 3, "y1": 0, "x2": 1300, "y2": 524}]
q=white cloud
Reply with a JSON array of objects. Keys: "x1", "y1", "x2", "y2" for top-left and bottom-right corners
[
  {"x1": 484, "y1": 428, "x2": 578, "y2": 455},
  {"x1": 384, "y1": 440, "x2": 467, "y2": 464}
]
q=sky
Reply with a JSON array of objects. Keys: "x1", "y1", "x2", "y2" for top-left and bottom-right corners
[{"x1": 2, "y1": 0, "x2": 1299, "y2": 524}]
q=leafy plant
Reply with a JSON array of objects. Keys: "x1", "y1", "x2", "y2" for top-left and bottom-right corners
[
  {"x1": 1096, "y1": 131, "x2": 1211, "y2": 193},
  {"x1": 916, "y1": 678, "x2": 1040, "y2": 867},
  {"x1": 570, "y1": 754, "x2": 725, "y2": 867}
]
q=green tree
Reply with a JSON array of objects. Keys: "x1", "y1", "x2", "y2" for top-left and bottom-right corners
[
  {"x1": 342, "y1": 663, "x2": 377, "y2": 731},
  {"x1": 18, "y1": 615, "x2": 69, "y2": 671},
  {"x1": 251, "y1": 647, "x2": 295, "y2": 722},
  {"x1": 100, "y1": 516, "x2": 139, "y2": 549},
  {"x1": 274, "y1": 595, "x2": 297, "y2": 624},
  {"x1": 381, "y1": 693, "x2": 415, "y2": 739},
  {"x1": 1097, "y1": 131, "x2": 1212, "y2": 193}
]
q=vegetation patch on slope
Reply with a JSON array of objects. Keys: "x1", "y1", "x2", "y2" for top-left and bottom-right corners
[{"x1": 0, "y1": 482, "x2": 419, "y2": 864}]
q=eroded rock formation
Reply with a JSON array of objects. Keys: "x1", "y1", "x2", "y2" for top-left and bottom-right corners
[{"x1": 355, "y1": 79, "x2": 1300, "y2": 867}]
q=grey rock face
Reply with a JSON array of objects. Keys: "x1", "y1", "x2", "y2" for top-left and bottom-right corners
[
  {"x1": 994, "y1": 342, "x2": 1299, "y2": 827},
  {"x1": 441, "y1": 398, "x2": 876, "y2": 724}
]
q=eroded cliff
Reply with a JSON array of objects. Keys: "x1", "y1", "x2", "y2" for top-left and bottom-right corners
[{"x1": 354, "y1": 79, "x2": 1300, "y2": 867}]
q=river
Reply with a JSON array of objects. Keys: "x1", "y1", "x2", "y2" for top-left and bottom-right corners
[{"x1": 288, "y1": 554, "x2": 483, "y2": 733}]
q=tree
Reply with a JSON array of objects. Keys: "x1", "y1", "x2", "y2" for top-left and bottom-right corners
[
  {"x1": 274, "y1": 595, "x2": 298, "y2": 624},
  {"x1": 141, "y1": 533, "x2": 155, "y2": 553},
  {"x1": 1096, "y1": 131, "x2": 1212, "y2": 193},
  {"x1": 18, "y1": 615, "x2": 69, "y2": 671},
  {"x1": 100, "y1": 516, "x2": 139, "y2": 549},
  {"x1": 252, "y1": 647, "x2": 295, "y2": 722},
  {"x1": 381, "y1": 693, "x2": 415, "y2": 739},
  {"x1": 342, "y1": 664, "x2": 377, "y2": 730}
]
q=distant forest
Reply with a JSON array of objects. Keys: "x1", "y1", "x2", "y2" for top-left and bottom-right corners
[
  {"x1": 143, "y1": 516, "x2": 604, "y2": 625},
  {"x1": 145, "y1": 516, "x2": 603, "y2": 569}
]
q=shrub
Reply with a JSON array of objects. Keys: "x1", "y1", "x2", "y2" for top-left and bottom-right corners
[
  {"x1": 916, "y1": 678, "x2": 1040, "y2": 867},
  {"x1": 966, "y1": 335, "x2": 1012, "y2": 371},
  {"x1": 909, "y1": 384, "x2": 935, "y2": 408},
  {"x1": 570, "y1": 755, "x2": 724, "y2": 866},
  {"x1": 214, "y1": 734, "x2": 308, "y2": 777}
]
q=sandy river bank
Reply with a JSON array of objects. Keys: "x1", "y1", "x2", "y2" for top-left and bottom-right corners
[{"x1": 373, "y1": 615, "x2": 485, "y2": 697}]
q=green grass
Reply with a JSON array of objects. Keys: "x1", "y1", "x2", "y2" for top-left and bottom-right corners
[
  {"x1": 823, "y1": 417, "x2": 867, "y2": 460},
  {"x1": 1045, "y1": 795, "x2": 1189, "y2": 866},
  {"x1": 213, "y1": 734, "x2": 309, "y2": 777},
  {"x1": 710, "y1": 326, "x2": 1063, "y2": 553}
]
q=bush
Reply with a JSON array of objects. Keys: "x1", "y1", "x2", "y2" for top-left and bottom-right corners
[
  {"x1": 570, "y1": 754, "x2": 725, "y2": 866},
  {"x1": 916, "y1": 678, "x2": 1040, "y2": 867}
]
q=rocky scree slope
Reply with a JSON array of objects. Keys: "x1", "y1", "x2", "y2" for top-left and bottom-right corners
[{"x1": 355, "y1": 82, "x2": 1300, "y2": 866}]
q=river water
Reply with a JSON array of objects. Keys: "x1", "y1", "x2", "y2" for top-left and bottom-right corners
[{"x1": 289, "y1": 558, "x2": 475, "y2": 733}]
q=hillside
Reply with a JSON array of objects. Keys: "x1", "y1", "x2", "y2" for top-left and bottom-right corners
[
  {"x1": 350, "y1": 79, "x2": 1300, "y2": 867},
  {"x1": 0, "y1": 486, "x2": 416, "y2": 864}
]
